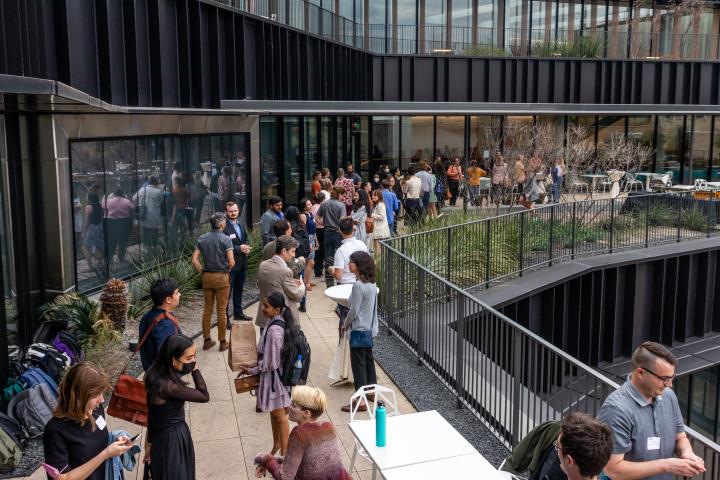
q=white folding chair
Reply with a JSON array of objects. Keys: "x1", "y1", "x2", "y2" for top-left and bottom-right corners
[{"x1": 348, "y1": 384, "x2": 400, "y2": 479}]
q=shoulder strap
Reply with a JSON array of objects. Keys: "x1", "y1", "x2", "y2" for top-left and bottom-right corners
[{"x1": 120, "y1": 311, "x2": 172, "y2": 374}]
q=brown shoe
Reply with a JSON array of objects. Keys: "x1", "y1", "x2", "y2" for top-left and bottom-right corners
[
  {"x1": 219, "y1": 340, "x2": 229, "y2": 352},
  {"x1": 203, "y1": 338, "x2": 216, "y2": 351},
  {"x1": 306, "y1": 284, "x2": 313, "y2": 291},
  {"x1": 341, "y1": 401, "x2": 368, "y2": 413}
]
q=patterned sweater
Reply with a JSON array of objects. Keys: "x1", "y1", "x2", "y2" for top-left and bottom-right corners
[{"x1": 259, "y1": 422, "x2": 351, "y2": 480}]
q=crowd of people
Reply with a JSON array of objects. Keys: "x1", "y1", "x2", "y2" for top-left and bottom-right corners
[{"x1": 46, "y1": 160, "x2": 708, "y2": 480}]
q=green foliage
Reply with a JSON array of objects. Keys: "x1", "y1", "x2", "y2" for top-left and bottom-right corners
[
  {"x1": 531, "y1": 36, "x2": 602, "y2": 59},
  {"x1": 38, "y1": 293, "x2": 105, "y2": 338},
  {"x1": 246, "y1": 233, "x2": 263, "y2": 275},
  {"x1": 81, "y1": 315, "x2": 125, "y2": 380},
  {"x1": 461, "y1": 45, "x2": 509, "y2": 57},
  {"x1": 679, "y1": 208, "x2": 709, "y2": 232}
]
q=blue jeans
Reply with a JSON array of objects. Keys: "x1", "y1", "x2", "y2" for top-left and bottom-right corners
[
  {"x1": 226, "y1": 268, "x2": 247, "y2": 320},
  {"x1": 552, "y1": 177, "x2": 564, "y2": 202}
]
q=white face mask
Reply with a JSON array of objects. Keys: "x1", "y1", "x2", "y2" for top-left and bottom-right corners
[{"x1": 374, "y1": 177, "x2": 380, "y2": 182}]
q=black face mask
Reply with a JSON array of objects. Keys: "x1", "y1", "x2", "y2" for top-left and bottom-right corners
[{"x1": 178, "y1": 361, "x2": 196, "y2": 375}]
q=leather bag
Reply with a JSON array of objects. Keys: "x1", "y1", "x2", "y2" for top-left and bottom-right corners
[
  {"x1": 364, "y1": 216, "x2": 375, "y2": 234},
  {"x1": 107, "y1": 313, "x2": 177, "y2": 426},
  {"x1": 234, "y1": 374, "x2": 259, "y2": 394}
]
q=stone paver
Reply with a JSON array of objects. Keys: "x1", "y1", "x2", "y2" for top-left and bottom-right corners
[{"x1": 25, "y1": 281, "x2": 415, "y2": 479}]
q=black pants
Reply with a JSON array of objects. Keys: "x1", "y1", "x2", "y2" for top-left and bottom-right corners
[
  {"x1": 324, "y1": 229, "x2": 343, "y2": 287},
  {"x1": 448, "y1": 180, "x2": 460, "y2": 206},
  {"x1": 226, "y1": 268, "x2": 247, "y2": 320},
  {"x1": 350, "y1": 347, "x2": 377, "y2": 392},
  {"x1": 105, "y1": 217, "x2": 132, "y2": 261},
  {"x1": 404, "y1": 198, "x2": 422, "y2": 228},
  {"x1": 314, "y1": 228, "x2": 325, "y2": 277}
]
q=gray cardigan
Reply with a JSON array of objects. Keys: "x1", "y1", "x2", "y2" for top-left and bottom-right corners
[{"x1": 343, "y1": 281, "x2": 378, "y2": 337}]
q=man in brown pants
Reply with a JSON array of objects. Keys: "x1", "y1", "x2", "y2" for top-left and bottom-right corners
[{"x1": 192, "y1": 212, "x2": 235, "y2": 351}]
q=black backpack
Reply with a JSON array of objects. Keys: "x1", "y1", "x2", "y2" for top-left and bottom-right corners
[
  {"x1": 266, "y1": 319, "x2": 311, "y2": 387},
  {"x1": 0, "y1": 412, "x2": 26, "y2": 447}
]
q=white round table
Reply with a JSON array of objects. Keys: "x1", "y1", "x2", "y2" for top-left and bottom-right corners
[{"x1": 324, "y1": 284, "x2": 380, "y2": 307}]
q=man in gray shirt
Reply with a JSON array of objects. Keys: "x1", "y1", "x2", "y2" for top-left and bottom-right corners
[
  {"x1": 317, "y1": 185, "x2": 347, "y2": 287},
  {"x1": 192, "y1": 212, "x2": 234, "y2": 351},
  {"x1": 415, "y1": 160, "x2": 433, "y2": 211},
  {"x1": 598, "y1": 341, "x2": 705, "y2": 479}
]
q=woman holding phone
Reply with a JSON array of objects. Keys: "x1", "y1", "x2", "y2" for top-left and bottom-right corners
[
  {"x1": 144, "y1": 334, "x2": 209, "y2": 479},
  {"x1": 43, "y1": 362, "x2": 134, "y2": 480}
]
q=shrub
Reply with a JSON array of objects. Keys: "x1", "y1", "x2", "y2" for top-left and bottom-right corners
[
  {"x1": 38, "y1": 293, "x2": 105, "y2": 338},
  {"x1": 81, "y1": 315, "x2": 124, "y2": 381},
  {"x1": 462, "y1": 45, "x2": 508, "y2": 57}
]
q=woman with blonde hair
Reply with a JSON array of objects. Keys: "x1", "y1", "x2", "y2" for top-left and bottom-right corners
[
  {"x1": 254, "y1": 386, "x2": 351, "y2": 480},
  {"x1": 43, "y1": 362, "x2": 134, "y2": 480}
]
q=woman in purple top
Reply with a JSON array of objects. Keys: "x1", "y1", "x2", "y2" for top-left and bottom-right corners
[{"x1": 242, "y1": 292, "x2": 296, "y2": 457}]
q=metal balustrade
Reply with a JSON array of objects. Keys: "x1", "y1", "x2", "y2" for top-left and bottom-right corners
[
  {"x1": 208, "y1": 1, "x2": 720, "y2": 60},
  {"x1": 378, "y1": 192, "x2": 720, "y2": 477}
]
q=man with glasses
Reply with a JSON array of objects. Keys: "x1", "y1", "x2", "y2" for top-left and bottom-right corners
[{"x1": 598, "y1": 341, "x2": 706, "y2": 479}]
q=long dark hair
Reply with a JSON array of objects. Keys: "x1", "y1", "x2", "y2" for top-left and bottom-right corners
[
  {"x1": 355, "y1": 189, "x2": 372, "y2": 216},
  {"x1": 349, "y1": 251, "x2": 376, "y2": 283},
  {"x1": 144, "y1": 334, "x2": 195, "y2": 393},
  {"x1": 285, "y1": 205, "x2": 304, "y2": 231},
  {"x1": 266, "y1": 291, "x2": 299, "y2": 358}
]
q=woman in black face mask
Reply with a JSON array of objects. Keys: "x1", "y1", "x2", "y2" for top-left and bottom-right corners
[{"x1": 143, "y1": 334, "x2": 209, "y2": 480}]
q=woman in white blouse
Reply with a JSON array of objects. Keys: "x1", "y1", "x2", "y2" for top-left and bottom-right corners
[{"x1": 368, "y1": 190, "x2": 391, "y2": 252}]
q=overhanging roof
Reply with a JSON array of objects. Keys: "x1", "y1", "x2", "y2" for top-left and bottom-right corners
[{"x1": 221, "y1": 100, "x2": 720, "y2": 116}]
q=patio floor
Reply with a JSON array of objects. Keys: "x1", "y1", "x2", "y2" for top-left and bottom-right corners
[{"x1": 25, "y1": 282, "x2": 416, "y2": 480}]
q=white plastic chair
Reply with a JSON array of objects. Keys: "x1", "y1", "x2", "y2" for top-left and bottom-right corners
[{"x1": 348, "y1": 385, "x2": 400, "y2": 479}]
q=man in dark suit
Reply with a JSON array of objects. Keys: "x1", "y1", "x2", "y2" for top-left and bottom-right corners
[{"x1": 224, "y1": 201, "x2": 252, "y2": 325}]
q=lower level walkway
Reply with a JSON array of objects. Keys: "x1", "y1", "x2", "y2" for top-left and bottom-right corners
[{"x1": 26, "y1": 283, "x2": 416, "y2": 479}]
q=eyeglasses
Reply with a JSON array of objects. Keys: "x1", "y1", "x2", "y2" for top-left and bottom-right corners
[
  {"x1": 553, "y1": 441, "x2": 564, "y2": 455},
  {"x1": 642, "y1": 367, "x2": 676, "y2": 385}
]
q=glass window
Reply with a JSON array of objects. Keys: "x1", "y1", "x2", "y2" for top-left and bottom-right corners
[
  {"x1": 689, "y1": 115, "x2": 712, "y2": 181},
  {"x1": 283, "y1": 117, "x2": 301, "y2": 204},
  {"x1": 321, "y1": 116, "x2": 334, "y2": 172},
  {"x1": 371, "y1": 116, "x2": 400, "y2": 176},
  {"x1": 304, "y1": 117, "x2": 319, "y2": 194},
  {"x1": 627, "y1": 115, "x2": 655, "y2": 147},
  {"x1": 607, "y1": 1, "x2": 630, "y2": 58},
  {"x1": 478, "y1": 0, "x2": 498, "y2": 43},
  {"x1": 261, "y1": 117, "x2": 281, "y2": 206},
  {"x1": 597, "y1": 116, "x2": 626, "y2": 145},
  {"x1": 369, "y1": 0, "x2": 388, "y2": 53},
  {"x1": 425, "y1": 0, "x2": 447, "y2": 52},
  {"x1": 470, "y1": 116, "x2": 503, "y2": 169},
  {"x1": 655, "y1": 116, "x2": 684, "y2": 181},
  {"x1": 355, "y1": 0, "x2": 364, "y2": 47},
  {"x1": 402, "y1": 116, "x2": 434, "y2": 169},
  {"x1": 688, "y1": 368, "x2": 718, "y2": 440},
  {"x1": 530, "y1": 0, "x2": 554, "y2": 45},
  {"x1": 396, "y1": 0, "x2": 417, "y2": 54},
  {"x1": 451, "y1": 0, "x2": 472, "y2": 49},
  {"x1": 436, "y1": 116, "x2": 466, "y2": 162}
]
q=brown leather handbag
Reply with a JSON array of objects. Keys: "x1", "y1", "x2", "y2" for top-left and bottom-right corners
[
  {"x1": 107, "y1": 312, "x2": 178, "y2": 426},
  {"x1": 234, "y1": 373, "x2": 259, "y2": 394},
  {"x1": 364, "y1": 216, "x2": 375, "y2": 234}
]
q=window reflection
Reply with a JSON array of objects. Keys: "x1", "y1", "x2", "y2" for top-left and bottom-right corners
[
  {"x1": 71, "y1": 133, "x2": 249, "y2": 293},
  {"x1": 0, "y1": 146, "x2": 18, "y2": 346},
  {"x1": 655, "y1": 116, "x2": 684, "y2": 181}
]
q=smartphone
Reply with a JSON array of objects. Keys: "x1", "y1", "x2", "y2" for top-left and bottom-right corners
[
  {"x1": 42, "y1": 463, "x2": 68, "y2": 479},
  {"x1": 131, "y1": 432, "x2": 144, "y2": 443}
]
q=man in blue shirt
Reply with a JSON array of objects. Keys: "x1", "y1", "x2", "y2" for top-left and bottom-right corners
[
  {"x1": 138, "y1": 278, "x2": 182, "y2": 370},
  {"x1": 381, "y1": 179, "x2": 400, "y2": 236},
  {"x1": 259, "y1": 196, "x2": 284, "y2": 246}
]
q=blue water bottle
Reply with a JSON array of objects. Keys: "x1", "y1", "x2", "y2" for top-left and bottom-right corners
[
  {"x1": 375, "y1": 401, "x2": 387, "y2": 447},
  {"x1": 291, "y1": 355, "x2": 303, "y2": 384}
]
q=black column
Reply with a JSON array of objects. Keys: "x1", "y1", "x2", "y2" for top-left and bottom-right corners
[{"x1": 3, "y1": 96, "x2": 33, "y2": 348}]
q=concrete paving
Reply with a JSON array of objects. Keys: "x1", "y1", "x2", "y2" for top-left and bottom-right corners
[{"x1": 25, "y1": 283, "x2": 416, "y2": 480}]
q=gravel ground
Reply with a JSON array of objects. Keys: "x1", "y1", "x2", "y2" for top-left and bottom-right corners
[{"x1": 372, "y1": 323, "x2": 511, "y2": 467}]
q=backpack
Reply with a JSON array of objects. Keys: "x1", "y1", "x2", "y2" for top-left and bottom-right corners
[
  {"x1": 19, "y1": 368, "x2": 58, "y2": 397},
  {"x1": 26, "y1": 343, "x2": 70, "y2": 381},
  {"x1": 53, "y1": 331, "x2": 82, "y2": 364},
  {"x1": 0, "y1": 412, "x2": 26, "y2": 447},
  {"x1": 7, "y1": 383, "x2": 57, "y2": 438},
  {"x1": 0, "y1": 427, "x2": 21, "y2": 474},
  {"x1": 266, "y1": 319, "x2": 311, "y2": 387},
  {"x1": 434, "y1": 179, "x2": 445, "y2": 195},
  {"x1": 2, "y1": 379, "x2": 24, "y2": 411}
]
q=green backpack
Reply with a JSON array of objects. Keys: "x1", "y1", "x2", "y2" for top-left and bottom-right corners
[
  {"x1": 2, "y1": 379, "x2": 24, "y2": 411},
  {"x1": 0, "y1": 427, "x2": 21, "y2": 473}
]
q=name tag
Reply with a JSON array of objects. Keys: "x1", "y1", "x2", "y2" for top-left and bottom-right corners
[
  {"x1": 95, "y1": 415, "x2": 107, "y2": 431},
  {"x1": 647, "y1": 437, "x2": 661, "y2": 450},
  {"x1": 228, "y1": 234, "x2": 237, "y2": 239}
]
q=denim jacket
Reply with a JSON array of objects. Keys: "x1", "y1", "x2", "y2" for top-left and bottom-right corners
[{"x1": 105, "y1": 430, "x2": 141, "y2": 480}]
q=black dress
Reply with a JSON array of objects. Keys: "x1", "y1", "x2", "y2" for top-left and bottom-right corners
[{"x1": 146, "y1": 370, "x2": 209, "y2": 480}]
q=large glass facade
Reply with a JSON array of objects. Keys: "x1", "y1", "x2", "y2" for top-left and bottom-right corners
[
  {"x1": 371, "y1": 116, "x2": 400, "y2": 175},
  {"x1": 656, "y1": 115, "x2": 685, "y2": 181},
  {"x1": 71, "y1": 133, "x2": 250, "y2": 293},
  {"x1": 676, "y1": 366, "x2": 720, "y2": 443},
  {"x1": 436, "y1": 116, "x2": 466, "y2": 160}
]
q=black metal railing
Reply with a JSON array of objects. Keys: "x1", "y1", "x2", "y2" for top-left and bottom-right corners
[
  {"x1": 378, "y1": 200, "x2": 720, "y2": 475},
  {"x1": 386, "y1": 193, "x2": 720, "y2": 292},
  {"x1": 207, "y1": 1, "x2": 720, "y2": 60}
]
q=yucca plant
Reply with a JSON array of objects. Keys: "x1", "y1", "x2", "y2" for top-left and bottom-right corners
[{"x1": 39, "y1": 293, "x2": 106, "y2": 338}]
